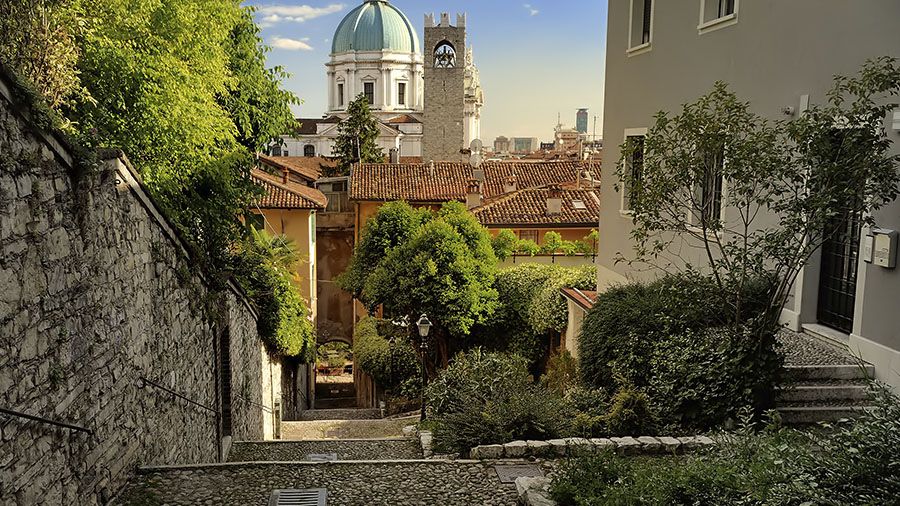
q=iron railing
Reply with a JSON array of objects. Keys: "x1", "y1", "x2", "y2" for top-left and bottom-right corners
[
  {"x1": 233, "y1": 393, "x2": 274, "y2": 414},
  {"x1": 0, "y1": 407, "x2": 93, "y2": 435},
  {"x1": 139, "y1": 376, "x2": 217, "y2": 415}
]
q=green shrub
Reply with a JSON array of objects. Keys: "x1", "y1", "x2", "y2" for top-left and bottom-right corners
[
  {"x1": 234, "y1": 229, "x2": 315, "y2": 359},
  {"x1": 426, "y1": 349, "x2": 573, "y2": 453},
  {"x1": 352, "y1": 317, "x2": 421, "y2": 392},
  {"x1": 578, "y1": 273, "x2": 779, "y2": 430},
  {"x1": 540, "y1": 351, "x2": 580, "y2": 395},
  {"x1": 552, "y1": 386, "x2": 900, "y2": 505},
  {"x1": 603, "y1": 381, "x2": 657, "y2": 436},
  {"x1": 567, "y1": 387, "x2": 610, "y2": 438},
  {"x1": 527, "y1": 264, "x2": 596, "y2": 334}
]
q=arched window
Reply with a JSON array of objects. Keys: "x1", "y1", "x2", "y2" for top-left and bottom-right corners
[
  {"x1": 433, "y1": 41, "x2": 456, "y2": 68},
  {"x1": 304, "y1": 145, "x2": 316, "y2": 157}
]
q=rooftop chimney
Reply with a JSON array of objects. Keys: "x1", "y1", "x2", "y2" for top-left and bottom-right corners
[
  {"x1": 428, "y1": 160, "x2": 435, "y2": 177},
  {"x1": 546, "y1": 185, "x2": 563, "y2": 215},
  {"x1": 282, "y1": 169, "x2": 289, "y2": 184},
  {"x1": 389, "y1": 148, "x2": 399, "y2": 164},
  {"x1": 466, "y1": 179, "x2": 483, "y2": 209},
  {"x1": 503, "y1": 175, "x2": 517, "y2": 194}
]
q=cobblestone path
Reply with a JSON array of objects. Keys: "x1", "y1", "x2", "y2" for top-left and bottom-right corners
[
  {"x1": 778, "y1": 330, "x2": 856, "y2": 366},
  {"x1": 116, "y1": 460, "x2": 527, "y2": 506}
]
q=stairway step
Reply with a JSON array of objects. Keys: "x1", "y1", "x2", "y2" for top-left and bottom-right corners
[
  {"x1": 776, "y1": 384, "x2": 869, "y2": 403},
  {"x1": 784, "y1": 364, "x2": 874, "y2": 381},
  {"x1": 777, "y1": 405, "x2": 871, "y2": 424}
]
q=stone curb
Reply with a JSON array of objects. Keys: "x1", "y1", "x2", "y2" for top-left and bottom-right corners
[
  {"x1": 469, "y1": 435, "x2": 716, "y2": 460},
  {"x1": 137, "y1": 459, "x2": 493, "y2": 473}
]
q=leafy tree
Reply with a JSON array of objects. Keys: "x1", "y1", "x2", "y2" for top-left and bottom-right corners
[
  {"x1": 360, "y1": 202, "x2": 499, "y2": 367},
  {"x1": 333, "y1": 92, "x2": 384, "y2": 175},
  {"x1": 336, "y1": 201, "x2": 431, "y2": 298},
  {"x1": 617, "y1": 58, "x2": 900, "y2": 335},
  {"x1": 491, "y1": 229, "x2": 518, "y2": 261}
]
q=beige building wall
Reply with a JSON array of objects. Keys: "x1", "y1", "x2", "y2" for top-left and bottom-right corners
[
  {"x1": 600, "y1": 0, "x2": 900, "y2": 387},
  {"x1": 258, "y1": 209, "x2": 318, "y2": 327}
]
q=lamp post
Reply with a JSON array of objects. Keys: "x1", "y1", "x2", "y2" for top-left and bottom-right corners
[{"x1": 416, "y1": 314, "x2": 432, "y2": 421}]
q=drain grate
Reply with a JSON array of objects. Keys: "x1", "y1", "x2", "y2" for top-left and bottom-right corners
[
  {"x1": 306, "y1": 453, "x2": 338, "y2": 462},
  {"x1": 269, "y1": 489, "x2": 327, "y2": 506}
]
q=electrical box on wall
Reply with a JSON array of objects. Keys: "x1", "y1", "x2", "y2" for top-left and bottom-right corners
[{"x1": 867, "y1": 228, "x2": 898, "y2": 269}]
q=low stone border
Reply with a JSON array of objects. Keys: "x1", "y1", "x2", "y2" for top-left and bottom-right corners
[
  {"x1": 516, "y1": 477, "x2": 556, "y2": 506},
  {"x1": 470, "y1": 436, "x2": 716, "y2": 460}
]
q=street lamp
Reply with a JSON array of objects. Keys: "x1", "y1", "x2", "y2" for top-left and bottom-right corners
[{"x1": 417, "y1": 314, "x2": 432, "y2": 421}]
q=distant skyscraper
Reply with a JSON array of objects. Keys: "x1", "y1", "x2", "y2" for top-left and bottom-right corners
[{"x1": 576, "y1": 108, "x2": 589, "y2": 134}]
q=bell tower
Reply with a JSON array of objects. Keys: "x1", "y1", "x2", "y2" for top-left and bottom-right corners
[{"x1": 423, "y1": 12, "x2": 468, "y2": 162}]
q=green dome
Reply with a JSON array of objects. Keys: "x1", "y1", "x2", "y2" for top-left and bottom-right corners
[{"x1": 332, "y1": 1, "x2": 419, "y2": 54}]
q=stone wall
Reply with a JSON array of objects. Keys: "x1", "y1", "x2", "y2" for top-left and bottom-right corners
[
  {"x1": 0, "y1": 73, "x2": 277, "y2": 504},
  {"x1": 423, "y1": 19, "x2": 467, "y2": 162}
]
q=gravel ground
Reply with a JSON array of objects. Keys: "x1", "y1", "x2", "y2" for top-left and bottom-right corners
[
  {"x1": 116, "y1": 461, "x2": 527, "y2": 506},
  {"x1": 229, "y1": 440, "x2": 423, "y2": 462},
  {"x1": 282, "y1": 416, "x2": 419, "y2": 440},
  {"x1": 778, "y1": 330, "x2": 856, "y2": 366}
]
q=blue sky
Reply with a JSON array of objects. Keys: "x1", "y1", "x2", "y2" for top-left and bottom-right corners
[{"x1": 248, "y1": 1, "x2": 607, "y2": 142}]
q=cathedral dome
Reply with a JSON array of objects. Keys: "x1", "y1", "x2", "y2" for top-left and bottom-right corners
[{"x1": 332, "y1": 1, "x2": 420, "y2": 54}]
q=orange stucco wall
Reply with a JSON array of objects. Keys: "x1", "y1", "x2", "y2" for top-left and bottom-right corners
[{"x1": 256, "y1": 209, "x2": 317, "y2": 326}]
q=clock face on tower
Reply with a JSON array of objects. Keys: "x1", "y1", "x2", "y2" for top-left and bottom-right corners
[{"x1": 434, "y1": 42, "x2": 456, "y2": 69}]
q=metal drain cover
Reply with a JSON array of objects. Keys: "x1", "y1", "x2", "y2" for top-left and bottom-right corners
[
  {"x1": 306, "y1": 453, "x2": 338, "y2": 462},
  {"x1": 494, "y1": 464, "x2": 544, "y2": 483},
  {"x1": 269, "y1": 488, "x2": 327, "y2": 506}
]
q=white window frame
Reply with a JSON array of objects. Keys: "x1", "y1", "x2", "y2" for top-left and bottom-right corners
[
  {"x1": 686, "y1": 142, "x2": 728, "y2": 234},
  {"x1": 337, "y1": 81, "x2": 345, "y2": 107},
  {"x1": 620, "y1": 128, "x2": 648, "y2": 216},
  {"x1": 397, "y1": 81, "x2": 407, "y2": 106},
  {"x1": 362, "y1": 80, "x2": 376, "y2": 106},
  {"x1": 698, "y1": 0, "x2": 739, "y2": 34},
  {"x1": 626, "y1": 0, "x2": 654, "y2": 56}
]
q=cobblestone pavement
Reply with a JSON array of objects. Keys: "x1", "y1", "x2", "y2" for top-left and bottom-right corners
[
  {"x1": 116, "y1": 461, "x2": 533, "y2": 506},
  {"x1": 282, "y1": 416, "x2": 419, "y2": 440},
  {"x1": 778, "y1": 330, "x2": 856, "y2": 366},
  {"x1": 229, "y1": 440, "x2": 423, "y2": 461}
]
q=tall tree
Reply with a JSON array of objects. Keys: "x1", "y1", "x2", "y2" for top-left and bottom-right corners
[{"x1": 332, "y1": 93, "x2": 384, "y2": 175}]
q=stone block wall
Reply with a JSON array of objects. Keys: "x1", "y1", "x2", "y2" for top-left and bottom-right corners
[
  {"x1": 423, "y1": 21, "x2": 467, "y2": 162},
  {"x1": 0, "y1": 74, "x2": 275, "y2": 504}
]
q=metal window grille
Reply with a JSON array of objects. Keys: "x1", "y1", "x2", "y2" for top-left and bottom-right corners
[{"x1": 269, "y1": 489, "x2": 327, "y2": 506}]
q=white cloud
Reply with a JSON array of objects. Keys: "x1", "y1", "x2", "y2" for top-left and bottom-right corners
[
  {"x1": 523, "y1": 3, "x2": 539, "y2": 16},
  {"x1": 270, "y1": 36, "x2": 314, "y2": 51},
  {"x1": 257, "y1": 4, "x2": 346, "y2": 23}
]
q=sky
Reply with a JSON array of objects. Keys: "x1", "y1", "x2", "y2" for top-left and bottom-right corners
[{"x1": 248, "y1": 0, "x2": 608, "y2": 143}]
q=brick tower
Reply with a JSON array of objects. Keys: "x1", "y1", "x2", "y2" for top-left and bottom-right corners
[{"x1": 423, "y1": 12, "x2": 468, "y2": 162}]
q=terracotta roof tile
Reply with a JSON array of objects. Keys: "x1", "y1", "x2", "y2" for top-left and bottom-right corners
[
  {"x1": 259, "y1": 154, "x2": 337, "y2": 182},
  {"x1": 295, "y1": 116, "x2": 340, "y2": 135},
  {"x1": 471, "y1": 187, "x2": 600, "y2": 227},
  {"x1": 251, "y1": 169, "x2": 327, "y2": 210},
  {"x1": 385, "y1": 114, "x2": 422, "y2": 124},
  {"x1": 560, "y1": 288, "x2": 598, "y2": 311},
  {"x1": 350, "y1": 161, "x2": 600, "y2": 202}
]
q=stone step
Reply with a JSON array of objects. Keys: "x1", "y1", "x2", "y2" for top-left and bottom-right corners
[
  {"x1": 784, "y1": 364, "x2": 874, "y2": 381},
  {"x1": 298, "y1": 408, "x2": 382, "y2": 421},
  {"x1": 776, "y1": 384, "x2": 869, "y2": 403},
  {"x1": 228, "y1": 439, "x2": 423, "y2": 462},
  {"x1": 314, "y1": 397, "x2": 359, "y2": 410},
  {"x1": 776, "y1": 405, "x2": 871, "y2": 424}
]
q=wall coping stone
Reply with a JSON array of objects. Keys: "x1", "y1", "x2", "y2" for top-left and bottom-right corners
[
  {"x1": 137, "y1": 458, "x2": 509, "y2": 473},
  {"x1": 469, "y1": 435, "x2": 717, "y2": 460}
]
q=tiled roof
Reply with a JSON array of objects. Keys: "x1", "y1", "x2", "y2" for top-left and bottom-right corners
[
  {"x1": 560, "y1": 288, "x2": 598, "y2": 312},
  {"x1": 471, "y1": 187, "x2": 601, "y2": 227},
  {"x1": 259, "y1": 155, "x2": 337, "y2": 182},
  {"x1": 350, "y1": 161, "x2": 600, "y2": 202},
  {"x1": 295, "y1": 116, "x2": 340, "y2": 135},
  {"x1": 385, "y1": 114, "x2": 422, "y2": 124},
  {"x1": 251, "y1": 169, "x2": 327, "y2": 210}
]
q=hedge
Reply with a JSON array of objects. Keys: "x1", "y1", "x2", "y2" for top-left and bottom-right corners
[{"x1": 352, "y1": 317, "x2": 420, "y2": 393}]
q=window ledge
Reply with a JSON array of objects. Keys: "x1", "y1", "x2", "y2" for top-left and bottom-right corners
[
  {"x1": 626, "y1": 42, "x2": 652, "y2": 57},
  {"x1": 698, "y1": 13, "x2": 737, "y2": 34},
  {"x1": 686, "y1": 224, "x2": 724, "y2": 239},
  {"x1": 619, "y1": 210, "x2": 635, "y2": 218}
]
